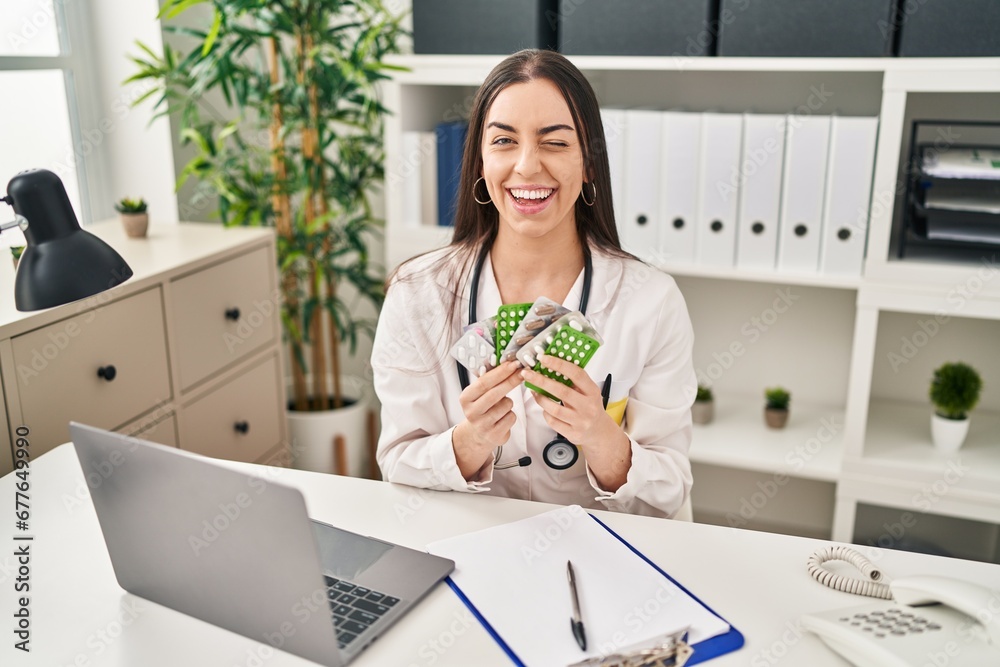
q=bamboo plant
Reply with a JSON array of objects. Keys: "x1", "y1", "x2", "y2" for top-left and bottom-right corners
[{"x1": 128, "y1": 0, "x2": 406, "y2": 411}]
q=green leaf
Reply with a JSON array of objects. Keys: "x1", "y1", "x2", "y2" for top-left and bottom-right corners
[
  {"x1": 180, "y1": 126, "x2": 211, "y2": 155},
  {"x1": 159, "y1": 0, "x2": 207, "y2": 20},
  {"x1": 218, "y1": 120, "x2": 239, "y2": 142},
  {"x1": 202, "y1": 9, "x2": 223, "y2": 57},
  {"x1": 133, "y1": 40, "x2": 163, "y2": 63}
]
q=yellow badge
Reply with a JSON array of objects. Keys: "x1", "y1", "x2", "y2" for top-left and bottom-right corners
[{"x1": 605, "y1": 397, "x2": 628, "y2": 426}]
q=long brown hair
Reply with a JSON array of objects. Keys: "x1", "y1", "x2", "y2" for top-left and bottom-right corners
[
  {"x1": 387, "y1": 50, "x2": 632, "y2": 341},
  {"x1": 451, "y1": 48, "x2": 626, "y2": 258}
]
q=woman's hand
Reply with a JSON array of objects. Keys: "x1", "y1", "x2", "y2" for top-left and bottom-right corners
[
  {"x1": 521, "y1": 354, "x2": 631, "y2": 491},
  {"x1": 453, "y1": 361, "x2": 524, "y2": 480}
]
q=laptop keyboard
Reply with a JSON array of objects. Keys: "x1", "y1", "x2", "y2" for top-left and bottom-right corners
[{"x1": 324, "y1": 576, "x2": 400, "y2": 649}]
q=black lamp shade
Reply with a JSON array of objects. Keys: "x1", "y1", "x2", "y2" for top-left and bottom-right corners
[{"x1": 7, "y1": 169, "x2": 132, "y2": 311}]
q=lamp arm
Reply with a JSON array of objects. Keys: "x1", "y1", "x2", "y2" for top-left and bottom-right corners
[
  {"x1": 0, "y1": 215, "x2": 29, "y2": 235},
  {"x1": 1, "y1": 195, "x2": 28, "y2": 234}
]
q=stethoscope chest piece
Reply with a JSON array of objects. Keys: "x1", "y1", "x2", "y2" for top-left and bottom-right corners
[{"x1": 542, "y1": 437, "x2": 579, "y2": 470}]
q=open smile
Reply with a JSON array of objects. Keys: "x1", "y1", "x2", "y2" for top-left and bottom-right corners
[
  {"x1": 509, "y1": 187, "x2": 554, "y2": 202},
  {"x1": 506, "y1": 187, "x2": 556, "y2": 214}
]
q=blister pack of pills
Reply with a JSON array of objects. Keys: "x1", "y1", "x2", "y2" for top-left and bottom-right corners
[
  {"x1": 462, "y1": 315, "x2": 497, "y2": 348},
  {"x1": 497, "y1": 296, "x2": 571, "y2": 364},
  {"x1": 516, "y1": 312, "x2": 603, "y2": 399},
  {"x1": 494, "y1": 302, "x2": 533, "y2": 365},
  {"x1": 449, "y1": 327, "x2": 496, "y2": 379}
]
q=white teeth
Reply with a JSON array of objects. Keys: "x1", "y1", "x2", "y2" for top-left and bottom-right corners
[{"x1": 510, "y1": 188, "x2": 553, "y2": 200}]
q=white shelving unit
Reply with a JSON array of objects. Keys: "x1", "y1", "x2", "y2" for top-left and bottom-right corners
[
  {"x1": 691, "y1": 397, "x2": 843, "y2": 482},
  {"x1": 382, "y1": 54, "x2": 1000, "y2": 563}
]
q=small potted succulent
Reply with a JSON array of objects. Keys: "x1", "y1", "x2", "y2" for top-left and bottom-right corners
[
  {"x1": 929, "y1": 362, "x2": 983, "y2": 453},
  {"x1": 115, "y1": 197, "x2": 149, "y2": 238},
  {"x1": 692, "y1": 384, "x2": 714, "y2": 425},
  {"x1": 10, "y1": 245, "x2": 24, "y2": 270},
  {"x1": 764, "y1": 387, "x2": 790, "y2": 429}
]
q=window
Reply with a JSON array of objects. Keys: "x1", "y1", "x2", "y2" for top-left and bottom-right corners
[{"x1": 0, "y1": 0, "x2": 103, "y2": 244}]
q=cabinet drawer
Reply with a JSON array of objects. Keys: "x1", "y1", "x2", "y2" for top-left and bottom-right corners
[
  {"x1": 170, "y1": 246, "x2": 278, "y2": 391},
  {"x1": 121, "y1": 412, "x2": 178, "y2": 448},
  {"x1": 11, "y1": 288, "x2": 172, "y2": 455},
  {"x1": 0, "y1": 396, "x2": 12, "y2": 477},
  {"x1": 179, "y1": 355, "x2": 283, "y2": 462}
]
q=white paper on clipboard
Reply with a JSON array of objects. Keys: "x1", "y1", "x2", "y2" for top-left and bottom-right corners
[{"x1": 427, "y1": 506, "x2": 730, "y2": 667}]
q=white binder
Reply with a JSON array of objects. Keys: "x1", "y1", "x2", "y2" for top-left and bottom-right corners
[
  {"x1": 401, "y1": 131, "x2": 423, "y2": 228},
  {"x1": 601, "y1": 108, "x2": 627, "y2": 243},
  {"x1": 418, "y1": 131, "x2": 438, "y2": 227},
  {"x1": 735, "y1": 114, "x2": 786, "y2": 271},
  {"x1": 819, "y1": 116, "x2": 879, "y2": 276},
  {"x1": 400, "y1": 131, "x2": 437, "y2": 227},
  {"x1": 659, "y1": 111, "x2": 701, "y2": 264},
  {"x1": 623, "y1": 109, "x2": 663, "y2": 259},
  {"x1": 696, "y1": 113, "x2": 743, "y2": 267},
  {"x1": 777, "y1": 115, "x2": 831, "y2": 273}
]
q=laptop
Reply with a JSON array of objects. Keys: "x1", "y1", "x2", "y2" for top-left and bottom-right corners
[{"x1": 70, "y1": 422, "x2": 455, "y2": 667}]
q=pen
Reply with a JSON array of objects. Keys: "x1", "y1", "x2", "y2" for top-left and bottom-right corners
[
  {"x1": 601, "y1": 373, "x2": 612, "y2": 409},
  {"x1": 567, "y1": 560, "x2": 587, "y2": 651}
]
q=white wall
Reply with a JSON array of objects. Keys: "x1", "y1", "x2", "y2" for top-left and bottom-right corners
[
  {"x1": 79, "y1": 2, "x2": 414, "y2": 384},
  {"x1": 86, "y1": 0, "x2": 178, "y2": 224}
]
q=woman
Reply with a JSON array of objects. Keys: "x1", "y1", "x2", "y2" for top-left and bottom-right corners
[{"x1": 371, "y1": 49, "x2": 696, "y2": 518}]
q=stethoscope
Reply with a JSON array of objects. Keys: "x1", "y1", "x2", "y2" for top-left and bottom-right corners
[{"x1": 457, "y1": 243, "x2": 600, "y2": 471}]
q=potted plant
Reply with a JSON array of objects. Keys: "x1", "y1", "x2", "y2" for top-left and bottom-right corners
[
  {"x1": 692, "y1": 384, "x2": 714, "y2": 425},
  {"x1": 10, "y1": 245, "x2": 24, "y2": 270},
  {"x1": 929, "y1": 362, "x2": 983, "y2": 453},
  {"x1": 129, "y1": 0, "x2": 405, "y2": 477},
  {"x1": 764, "y1": 387, "x2": 790, "y2": 429},
  {"x1": 115, "y1": 197, "x2": 149, "y2": 238}
]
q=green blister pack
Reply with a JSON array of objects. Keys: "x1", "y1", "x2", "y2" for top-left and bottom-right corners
[
  {"x1": 494, "y1": 302, "x2": 532, "y2": 365},
  {"x1": 516, "y1": 312, "x2": 602, "y2": 401}
]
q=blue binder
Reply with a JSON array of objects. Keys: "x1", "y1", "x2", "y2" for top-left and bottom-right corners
[
  {"x1": 444, "y1": 513, "x2": 744, "y2": 666},
  {"x1": 435, "y1": 120, "x2": 468, "y2": 227}
]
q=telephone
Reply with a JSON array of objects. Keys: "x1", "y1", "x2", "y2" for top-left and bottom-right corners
[{"x1": 800, "y1": 546, "x2": 1000, "y2": 667}]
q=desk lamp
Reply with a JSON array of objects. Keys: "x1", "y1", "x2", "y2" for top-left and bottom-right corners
[{"x1": 1, "y1": 168, "x2": 132, "y2": 311}]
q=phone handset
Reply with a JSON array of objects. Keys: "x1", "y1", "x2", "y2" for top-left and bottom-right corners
[
  {"x1": 892, "y1": 575, "x2": 1000, "y2": 646},
  {"x1": 802, "y1": 546, "x2": 1000, "y2": 667}
]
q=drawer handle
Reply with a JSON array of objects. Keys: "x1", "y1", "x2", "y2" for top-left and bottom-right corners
[
  {"x1": 97, "y1": 365, "x2": 117, "y2": 382},
  {"x1": 225, "y1": 307, "x2": 241, "y2": 321},
  {"x1": 234, "y1": 421, "x2": 250, "y2": 435}
]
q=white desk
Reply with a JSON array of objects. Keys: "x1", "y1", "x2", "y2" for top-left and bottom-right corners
[{"x1": 4, "y1": 444, "x2": 1000, "y2": 666}]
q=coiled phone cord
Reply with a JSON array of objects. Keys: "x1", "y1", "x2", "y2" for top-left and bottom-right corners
[{"x1": 807, "y1": 546, "x2": 894, "y2": 600}]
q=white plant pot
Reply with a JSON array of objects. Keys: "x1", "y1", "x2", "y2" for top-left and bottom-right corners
[
  {"x1": 691, "y1": 400, "x2": 714, "y2": 425},
  {"x1": 930, "y1": 413, "x2": 970, "y2": 454},
  {"x1": 120, "y1": 211, "x2": 149, "y2": 238},
  {"x1": 287, "y1": 375, "x2": 372, "y2": 478}
]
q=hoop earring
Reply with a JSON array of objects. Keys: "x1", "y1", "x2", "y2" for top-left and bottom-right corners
[
  {"x1": 473, "y1": 177, "x2": 491, "y2": 205},
  {"x1": 581, "y1": 181, "x2": 597, "y2": 207}
]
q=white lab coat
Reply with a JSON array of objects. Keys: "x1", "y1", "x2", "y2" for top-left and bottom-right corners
[{"x1": 371, "y1": 245, "x2": 696, "y2": 518}]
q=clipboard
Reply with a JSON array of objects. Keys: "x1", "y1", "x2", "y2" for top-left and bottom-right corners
[{"x1": 428, "y1": 508, "x2": 744, "y2": 666}]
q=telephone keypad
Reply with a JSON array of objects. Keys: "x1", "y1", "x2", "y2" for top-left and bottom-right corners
[{"x1": 837, "y1": 611, "x2": 941, "y2": 639}]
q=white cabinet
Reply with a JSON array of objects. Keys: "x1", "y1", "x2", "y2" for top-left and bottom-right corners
[
  {"x1": 382, "y1": 55, "x2": 1000, "y2": 563},
  {"x1": 0, "y1": 221, "x2": 288, "y2": 473},
  {"x1": 169, "y1": 245, "x2": 278, "y2": 391},
  {"x1": 10, "y1": 286, "x2": 171, "y2": 449},
  {"x1": 0, "y1": 390, "x2": 9, "y2": 474},
  {"x1": 178, "y1": 353, "x2": 284, "y2": 463}
]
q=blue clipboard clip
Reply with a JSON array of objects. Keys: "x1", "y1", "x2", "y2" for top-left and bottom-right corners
[{"x1": 566, "y1": 627, "x2": 693, "y2": 667}]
